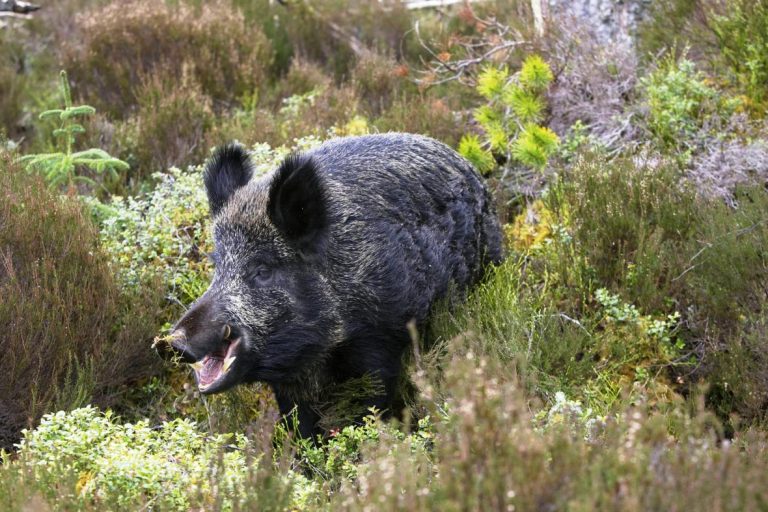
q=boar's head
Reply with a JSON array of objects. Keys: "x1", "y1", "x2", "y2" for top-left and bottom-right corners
[{"x1": 162, "y1": 145, "x2": 341, "y2": 394}]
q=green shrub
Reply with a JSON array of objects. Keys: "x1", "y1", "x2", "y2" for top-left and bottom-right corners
[
  {"x1": 636, "y1": 0, "x2": 714, "y2": 62},
  {"x1": 92, "y1": 165, "x2": 213, "y2": 308},
  {"x1": 351, "y1": 52, "x2": 411, "y2": 117},
  {"x1": 429, "y1": 255, "x2": 685, "y2": 414},
  {"x1": 61, "y1": 0, "x2": 273, "y2": 118},
  {"x1": 639, "y1": 53, "x2": 737, "y2": 158},
  {"x1": 546, "y1": 154, "x2": 768, "y2": 422},
  {"x1": 638, "y1": 0, "x2": 768, "y2": 115},
  {"x1": 271, "y1": 58, "x2": 331, "y2": 105},
  {"x1": 545, "y1": 154, "x2": 698, "y2": 310},
  {"x1": 0, "y1": 151, "x2": 163, "y2": 451},
  {"x1": 8, "y1": 406, "x2": 309, "y2": 511},
  {"x1": 239, "y1": 0, "x2": 296, "y2": 75}
]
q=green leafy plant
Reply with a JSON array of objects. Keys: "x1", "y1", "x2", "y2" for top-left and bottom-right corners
[
  {"x1": 13, "y1": 406, "x2": 303, "y2": 511},
  {"x1": 19, "y1": 71, "x2": 128, "y2": 189},
  {"x1": 459, "y1": 54, "x2": 559, "y2": 174},
  {"x1": 639, "y1": 53, "x2": 740, "y2": 159}
]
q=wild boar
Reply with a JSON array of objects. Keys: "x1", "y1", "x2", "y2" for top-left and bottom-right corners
[{"x1": 164, "y1": 133, "x2": 503, "y2": 437}]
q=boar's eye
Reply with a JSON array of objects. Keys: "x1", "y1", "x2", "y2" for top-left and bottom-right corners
[{"x1": 247, "y1": 264, "x2": 274, "y2": 286}]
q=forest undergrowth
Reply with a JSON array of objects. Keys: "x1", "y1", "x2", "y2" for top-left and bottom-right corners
[{"x1": 1, "y1": 0, "x2": 768, "y2": 509}]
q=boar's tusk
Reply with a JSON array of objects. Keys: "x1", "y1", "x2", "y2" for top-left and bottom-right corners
[
  {"x1": 223, "y1": 356, "x2": 236, "y2": 374},
  {"x1": 190, "y1": 361, "x2": 204, "y2": 371}
]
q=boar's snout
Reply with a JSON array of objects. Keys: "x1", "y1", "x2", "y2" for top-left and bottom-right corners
[
  {"x1": 169, "y1": 295, "x2": 225, "y2": 357},
  {"x1": 160, "y1": 293, "x2": 245, "y2": 394}
]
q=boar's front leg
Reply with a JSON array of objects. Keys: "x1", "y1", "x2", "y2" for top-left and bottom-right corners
[
  {"x1": 273, "y1": 389, "x2": 321, "y2": 440},
  {"x1": 330, "y1": 332, "x2": 406, "y2": 419}
]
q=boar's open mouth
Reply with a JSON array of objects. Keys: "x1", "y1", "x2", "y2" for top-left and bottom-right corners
[{"x1": 191, "y1": 335, "x2": 242, "y2": 393}]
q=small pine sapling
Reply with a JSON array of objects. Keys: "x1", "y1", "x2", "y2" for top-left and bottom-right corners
[
  {"x1": 459, "y1": 55, "x2": 559, "y2": 175},
  {"x1": 19, "y1": 71, "x2": 129, "y2": 190}
]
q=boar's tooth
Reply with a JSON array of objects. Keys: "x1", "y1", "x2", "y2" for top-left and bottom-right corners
[
  {"x1": 223, "y1": 356, "x2": 236, "y2": 373},
  {"x1": 223, "y1": 325, "x2": 231, "y2": 339},
  {"x1": 190, "y1": 361, "x2": 204, "y2": 371}
]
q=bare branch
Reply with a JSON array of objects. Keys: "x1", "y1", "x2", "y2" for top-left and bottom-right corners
[{"x1": 412, "y1": 14, "x2": 531, "y2": 87}]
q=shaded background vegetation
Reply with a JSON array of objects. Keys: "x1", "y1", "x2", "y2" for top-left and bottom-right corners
[{"x1": 1, "y1": 0, "x2": 768, "y2": 509}]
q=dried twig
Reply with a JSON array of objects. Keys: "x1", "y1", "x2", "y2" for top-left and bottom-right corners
[{"x1": 412, "y1": 15, "x2": 530, "y2": 87}]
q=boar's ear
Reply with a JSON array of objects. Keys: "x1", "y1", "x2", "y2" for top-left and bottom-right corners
[
  {"x1": 204, "y1": 144, "x2": 253, "y2": 216},
  {"x1": 267, "y1": 154, "x2": 327, "y2": 256}
]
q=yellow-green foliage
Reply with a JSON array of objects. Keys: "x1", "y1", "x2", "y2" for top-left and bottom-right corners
[
  {"x1": 504, "y1": 199, "x2": 556, "y2": 251},
  {"x1": 459, "y1": 55, "x2": 559, "y2": 173},
  {"x1": 458, "y1": 134, "x2": 496, "y2": 174}
]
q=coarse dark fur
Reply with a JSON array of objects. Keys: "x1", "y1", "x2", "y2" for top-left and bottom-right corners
[{"x1": 165, "y1": 133, "x2": 503, "y2": 438}]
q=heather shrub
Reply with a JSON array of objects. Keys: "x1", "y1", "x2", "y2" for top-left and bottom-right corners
[
  {"x1": 271, "y1": 58, "x2": 330, "y2": 104},
  {"x1": 333, "y1": 348, "x2": 768, "y2": 511},
  {"x1": 687, "y1": 132, "x2": 768, "y2": 206},
  {"x1": 430, "y1": 255, "x2": 686, "y2": 414},
  {"x1": 62, "y1": 0, "x2": 273, "y2": 118},
  {"x1": 0, "y1": 151, "x2": 163, "y2": 451},
  {"x1": 374, "y1": 94, "x2": 467, "y2": 147},
  {"x1": 0, "y1": 31, "x2": 26, "y2": 140},
  {"x1": 545, "y1": 154, "x2": 697, "y2": 309},
  {"x1": 281, "y1": 0, "x2": 412, "y2": 79},
  {"x1": 351, "y1": 52, "x2": 410, "y2": 117},
  {"x1": 546, "y1": 17, "x2": 640, "y2": 153},
  {"x1": 230, "y1": 0, "x2": 294, "y2": 75},
  {"x1": 547, "y1": 154, "x2": 768, "y2": 422},
  {"x1": 114, "y1": 73, "x2": 216, "y2": 188},
  {"x1": 278, "y1": 84, "x2": 360, "y2": 142}
]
